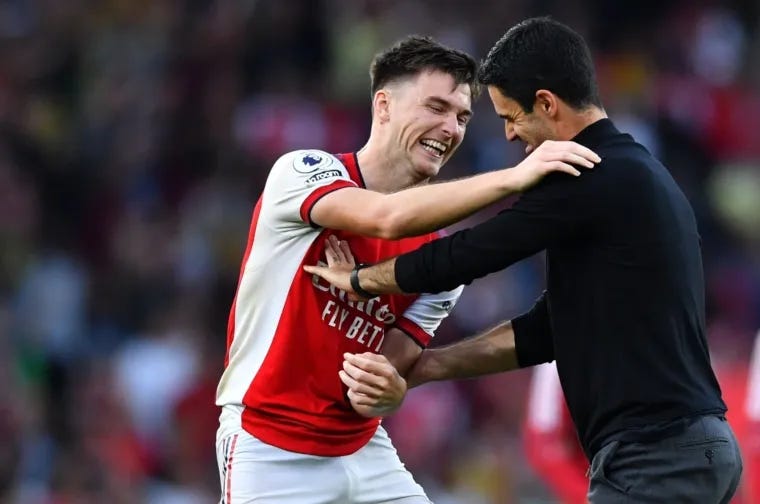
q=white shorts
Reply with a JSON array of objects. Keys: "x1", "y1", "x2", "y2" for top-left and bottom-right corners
[{"x1": 216, "y1": 424, "x2": 430, "y2": 504}]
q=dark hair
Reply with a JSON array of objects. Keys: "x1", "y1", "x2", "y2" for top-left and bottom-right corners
[
  {"x1": 478, "y1": 17, "x2": 602, "y2": 112},
  {"x1": 370, "y1": 35, "x2": 480, "y2": 98}
]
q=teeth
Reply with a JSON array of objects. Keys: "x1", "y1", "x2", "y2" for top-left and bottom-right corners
[
  {"x1": 422, "y1": 144, "x2": 442, "y2": 157},
  {"x1": 420, "y1": 139, "x2": 447, "y2": 154}
]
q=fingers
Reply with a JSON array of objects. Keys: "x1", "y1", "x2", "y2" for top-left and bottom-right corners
[
  {"x1": 560, "y1": 151, "x2": 596, "y2": 169},
  {"x1": 324, "y1": 235, "x2": 356, "y2": 269},
  {"x1": 342, "y1": 359, "x2": 388, "y2": 392},
  {"x1": 543, "y1": 141, "x2": 601, "y2": 165},
  {"x1": 347, "y1": 388, "x2": 377, "y2": 407},
  {"x1": 549, "y1": 161, "x2": 582, "y2": 177},
  {"x1": 325, "y1": 235, "x2": 344, "y2": 266},
  {"x1": 303, "y1": 265, "x2": 322, "y2": 275},
  {"x1": 344, "y1": 352, "x2": 395, "y2": 377},
  {"x1": 339, "y1": 370, "x2": 382, "y2": 398},
  {"x1": 338, "y1": 239, "x2": 356, "y2": 267},
  {"x1": 564, "y1": 142, "x2": 601, "y2": 164}
]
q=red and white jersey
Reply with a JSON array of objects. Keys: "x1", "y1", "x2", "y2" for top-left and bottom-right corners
[{"x1": 216, "y1": 150, "x2": 462, "y2": 457}]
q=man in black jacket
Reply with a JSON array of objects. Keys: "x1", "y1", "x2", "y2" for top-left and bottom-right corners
[{"x1": 306, "y1": 17, "x2": 743, "y2": 503}]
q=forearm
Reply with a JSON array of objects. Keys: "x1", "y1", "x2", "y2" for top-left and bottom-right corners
[
  {"x1": 406, "y1": 320, "x2": 519, "y2": 388},
  {"x1": 381, "y1": 328, "x2": 423, "y2": 377},
  {"x1": 381, "y1": 169, "x2": 522, "y2": 238},
  {"x1": 357, "y1": 258, "x2": 404, "y2": 294}
]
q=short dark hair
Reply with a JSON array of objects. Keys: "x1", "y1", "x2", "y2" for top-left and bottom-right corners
[
  {"x1": 478, "y1": 17, "x2": 602, "y2": 112},
  {"x1": 370, "y1": 35, "x2": 480, "y2": 98}
]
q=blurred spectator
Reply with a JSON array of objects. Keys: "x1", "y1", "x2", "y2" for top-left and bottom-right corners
[{"x1": 523, "y1": 363, "x2": 588, "y2": 504}]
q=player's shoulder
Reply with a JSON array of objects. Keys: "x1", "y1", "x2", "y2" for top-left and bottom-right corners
[
  {"x1": 273, "y1": 149, "x2": 345, "y2": 173},
  {"x1": 266, "y1": 149, "x2": 351, "y2": 188}
]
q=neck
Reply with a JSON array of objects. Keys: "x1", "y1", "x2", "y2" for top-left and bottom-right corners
[
  {"x1": 557, "y1": 106, "x2": 608, "y2": 140},
  {"x1": 356, "y1": 137, "x2": 421, "y2": 193}
]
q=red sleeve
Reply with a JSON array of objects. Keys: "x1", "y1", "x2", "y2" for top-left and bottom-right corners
[{"x1": 299, "y1": 180, "x2": 357, "y2": 226}]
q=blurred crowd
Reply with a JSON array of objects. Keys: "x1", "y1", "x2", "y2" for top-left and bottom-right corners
[{"x1": 1, "y1": 0, "x2": 759, "y2": 502}]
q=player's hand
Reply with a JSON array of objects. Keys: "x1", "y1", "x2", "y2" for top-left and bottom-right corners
[
  {"x1": 509, "y1": 140, "x2": 601, "y2": 191},
  {"x1": 340, "y1": 352, "x2": 407, "y2": 417},
  {"x1": 304, "y1": 235, "x2": 359, "y2": 298}
]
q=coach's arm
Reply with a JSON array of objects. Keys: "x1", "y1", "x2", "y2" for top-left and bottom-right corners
[
  {"x1": 406, "y1": 292, "x2": 554, "y2": 387},
  {"x1": 340, "y1": 293, "x2": 554, "y2": 414}
]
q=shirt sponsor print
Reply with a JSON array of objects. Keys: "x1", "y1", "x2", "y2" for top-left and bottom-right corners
[{"x1": 309, "y1": 261, "x2": 395, "y2": 351}]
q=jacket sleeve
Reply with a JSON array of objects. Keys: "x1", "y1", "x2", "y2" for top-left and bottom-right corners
[
  {"x1": 395, "y1": 171, "x2": 590, "y2": 294},
  {"x1": 512, "y1": 292, "x2": 555, "y2": 367}
]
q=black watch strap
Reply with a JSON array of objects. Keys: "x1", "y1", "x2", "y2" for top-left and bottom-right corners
[{"x1": 350, "y1": 263, "x2": 375, "y2": 298}]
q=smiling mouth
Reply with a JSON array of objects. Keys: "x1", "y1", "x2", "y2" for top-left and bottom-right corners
[{"x1": 419, "y1": 139, "x2": 448, "y2": 158}]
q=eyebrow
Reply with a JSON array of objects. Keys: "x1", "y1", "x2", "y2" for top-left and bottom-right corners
[{"x1": 426, "y1": 96, "x2": 473, "y2": 118}]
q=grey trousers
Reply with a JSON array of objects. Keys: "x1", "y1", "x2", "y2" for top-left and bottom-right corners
[{"x1": 587, "y1": 415, "x2": 743, "y2": 503}]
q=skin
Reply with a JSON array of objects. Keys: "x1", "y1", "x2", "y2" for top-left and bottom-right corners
[
  {"x1": 489, "y1": 86, "x2": 607, "y2": 155},
  {"x1": 361, "y1": 69, "x2": 473, "y2": 190}
]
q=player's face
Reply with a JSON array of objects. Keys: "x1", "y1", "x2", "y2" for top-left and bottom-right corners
[
  {"x1": 391, "y1": 70, "x2": 472, "y2": 178},
  {"x1": 487, "y1": 85, "x2": 556, "y2": 155}
]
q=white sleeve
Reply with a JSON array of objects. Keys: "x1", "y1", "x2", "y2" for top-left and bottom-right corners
[
  {"x1": 393, "y1": 285, "x2": 464, "y2": 347},
  {"x1": 746, "y1": 330, "x2": 760, "y2": 420},
  {"x1": 262, "y1": 150, "x2": 358, "y2": 232}
]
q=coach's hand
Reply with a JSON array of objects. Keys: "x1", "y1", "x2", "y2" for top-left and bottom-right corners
[
  {"x1": 340, "y1": 352, "x2": 407, "y2": 418},
  {"x1": 509, "y1": 140, "x2": 600, "y2": 191}
]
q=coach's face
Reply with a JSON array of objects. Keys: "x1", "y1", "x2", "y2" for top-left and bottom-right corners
[
  {"x1": 487, "y1": 86, "x2": 556, "y2": 155},
  {"x1": 389, "y1": 70, "x2": 473, "y2": 178}
]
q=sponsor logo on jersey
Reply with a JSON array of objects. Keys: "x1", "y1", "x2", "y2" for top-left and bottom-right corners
[
  {"x1": 305, "y1": 170, "x2": 342, "y2": 184},
  {"x1": 309, "y1": 261, "x2": 396, "y2": 351},
  {"x1": 293, "y1": 151, "x2": 333, "y2": 173}
]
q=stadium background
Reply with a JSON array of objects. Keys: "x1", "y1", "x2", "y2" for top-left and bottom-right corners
[{"x1": 1, "y1": 0, "x2": 758, "y2": 502}]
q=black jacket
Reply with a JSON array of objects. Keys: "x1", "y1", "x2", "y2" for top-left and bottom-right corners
[{"x1": 395, "y1": 119, "x2": 726, "y2": 458}]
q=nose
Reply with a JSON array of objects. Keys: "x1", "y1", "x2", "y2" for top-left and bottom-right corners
[
  {"x1": 441, "y1": 113, "x2": 462, "y2": 141},
  {"x1": 505, "y1": 121, "x2": 517, "y2": 142}
]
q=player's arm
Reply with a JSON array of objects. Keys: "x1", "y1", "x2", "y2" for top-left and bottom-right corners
[
  {"x1": 310, "y1": 140, "x2": 599, "y2": 239},
  {"x1": 407, "y1": 293, "x2": 553, "y2": 387}
]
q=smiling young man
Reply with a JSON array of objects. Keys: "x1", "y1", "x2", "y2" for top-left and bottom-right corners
[
  {"x1": 306, "y1": 19, "x2": 743, "y2": 503},
  {"x1": 215, "y1": 35, "x2": 599, "y2": 504}
]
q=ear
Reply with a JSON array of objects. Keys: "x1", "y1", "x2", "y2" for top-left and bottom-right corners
[
  {"x1": 534, "y1": 89, "x2": 558, "y2": 118},
  {"x1": 373, "y1": 89, "x2": 392, "y2": 124}
]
